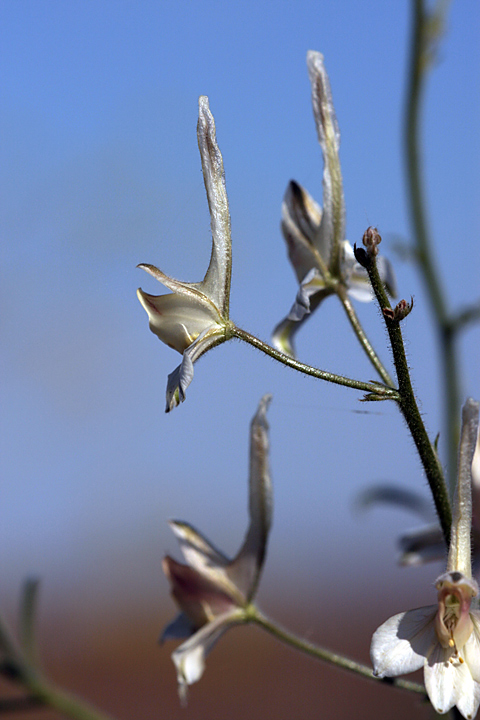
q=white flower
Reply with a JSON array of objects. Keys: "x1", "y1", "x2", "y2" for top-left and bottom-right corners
[
  {"x1": 137, "y1": 96, "x2": 233, "y2": 411},
  {"x1": 371, "y1": 399, "x2": 480, "y2": 718},
  {"x1": 161, "y1": 395, "x2": 272, "y2": 702},
  {"x1": 273, "y1": 52, "x2": 395, "y2": 357}
]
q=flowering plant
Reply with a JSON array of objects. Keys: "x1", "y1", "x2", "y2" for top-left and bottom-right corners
[{"x1": 1, "y1": 2, "x2": 479, "y2": 720}]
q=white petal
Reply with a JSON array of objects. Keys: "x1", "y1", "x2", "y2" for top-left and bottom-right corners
[
  {"x1": 229, "y1": 395, "x2": 272, "y2": 599},
  {"x1": 370, "y1": 606, "x2": 436, "y2": 677},
  {"x1": 425, "y1": 642, "x2": 480, "y2": 718},
  {"x1": 197, "y1": 96, "x2": 232, "y2": 316},
  {"x1": 137, "y1": 287, "x2": 217, "y2": 354},
  {"x1": 464, "y1": 612, "x2": 480, "y2": 683},
  {"x1": 340, "y1": 242, "x2": 373, "y2": 302},
  {"x1": 424, "y1": 642, "x2": 456, "y2": 714},
  {"x1": 169, "y1": 520, "x2": 230, "y2": 571},
  {"x1": 171, "y1": 610, "x2": 243, "y2": 704},
  {"x1": 457, "y1": 681, "x2": 480, "y2": 720}
]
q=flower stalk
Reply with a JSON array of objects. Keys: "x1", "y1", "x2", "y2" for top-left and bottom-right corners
[
  {"x1": 355, "y1": 231, "x2": 451, "y2": 544},
  {"x1": 232, "y1": 325, "x2": 399, "y2": 399},
  {"x1": 249, "y1": 608, "x2": 426, "y2": 696}
]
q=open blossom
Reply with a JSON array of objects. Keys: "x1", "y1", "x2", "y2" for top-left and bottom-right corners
[
  {"x1": 161, "y1": 395, "x2": 272, "y2": 702},
  {"x1": 137, "y1": 96, "x2": 233, "y2": 411},
  {"x1": 273, "y1": 51, "x2": 395, "y2": 357},
  {"x1": 371, "y1": 399, "x2": 480, "y2": 719}
]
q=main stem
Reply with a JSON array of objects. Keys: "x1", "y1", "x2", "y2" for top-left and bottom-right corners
[{"x1": 365, "y1": 253, "x2": 451, "y2": 544}]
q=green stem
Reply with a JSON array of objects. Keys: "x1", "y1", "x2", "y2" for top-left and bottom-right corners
[
  {"x1": 23, "y1": 677, "x2": 117, "y2": 720},
  {"x1": 336, "y1": 286, "x2": 394, "y2": 387},
  {"x1": 0, "y1": 611, "x2": 116, "y2": 720},
  {"x1": 231, "y1": 326, "x2": 399, "y2": 399},
  {"x1": 249, "y1": 608, "x2": 425, "y2": 696},
  {"x1": 364, "y1": 252, "x2": 451, "y2": 545},
  {"x1": 405, "y1": 0, "x2": 459, "y2": 492}
]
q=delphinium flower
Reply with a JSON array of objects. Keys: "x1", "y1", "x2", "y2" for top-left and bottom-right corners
[
  {"x1": 161, "y1": 395, "x2": 272, "y2": 702},
  {"x1": 273, "y1": 51, "x2": 396, "y2": 357},
  {"x1": 371, "y1": 398, "x2": 480, "y2": 719},
  {"x1": 137, "y1": 96, "x2": 233, "y2": 411}
]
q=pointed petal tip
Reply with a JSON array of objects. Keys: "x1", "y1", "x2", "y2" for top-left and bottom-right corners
[{"x1": 306, "y1": 50, "x2": 325, "y2": 67}]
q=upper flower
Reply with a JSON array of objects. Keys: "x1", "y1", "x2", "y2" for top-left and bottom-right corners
[
  {"x1": 161, "y1": 395, "x2": 272, "y2": 702},
  {"x1": 137, "y1": 96, "x2": 233, "y2": 411},
  {"x1": 371, "y1": 398, "x2": 480, "y2": 719},
  {"x1": 273, "y1": 51, "x2": 395, "y2": 357}
]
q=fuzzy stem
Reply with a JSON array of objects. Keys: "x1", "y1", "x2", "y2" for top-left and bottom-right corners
[
  {"x1": 362, "y1": 250, "x2": 451, "y2": 545},
  {"x1": 231, "y1": 326, "x2": 399, "y2": 399},
  {"x1": 248, "y1": 608, "x2": 426, "y2": 696}
]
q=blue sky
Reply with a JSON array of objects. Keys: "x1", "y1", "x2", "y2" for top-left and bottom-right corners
[{"x1": 1, "y1": 0, "x2": 479, "y2": 624}]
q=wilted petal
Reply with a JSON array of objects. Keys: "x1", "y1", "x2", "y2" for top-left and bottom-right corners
[
  {"x1": 165, "y1": 350, "x2": 194, "y2": 412},
  {"x1": 197, "y1": 96, "x2": 232, "y2": 316},
  {"x1": 307, "y1": 51, "x2": 345, "y2": 271},
  {"x1": 165, "y1": 327, "x2": 225, "y2": 412},
  {"x1": 272, "y1": 284, "x2": 330, "y2": 358},
  {"x1": 288, "y1": 268, "x2": 331, "y2": 321},
  {"x1": 371, "y1": 606, "x2": 436, "y2": 677},
  {"x1": 229, "y1": 395, "x2": 272, "y2": 599},
  {"x1": 172, "y1": 610, "x2": 244, "y2": 704}
]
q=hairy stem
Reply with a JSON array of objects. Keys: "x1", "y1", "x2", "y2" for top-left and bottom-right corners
[
  {"x1": 249, "y1": 608, "x2": 426, "y2": 696},
  {"x1": 231, "y1": 326, "x2": 399, "y2": 399},
  {"x1": 363, "y1": 250, "x2": 451, "y2": 544}
]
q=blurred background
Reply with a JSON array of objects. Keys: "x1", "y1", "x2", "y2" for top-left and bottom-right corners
[{"x1": 1, "y1": 1, "x2": 479, "y2": 717}]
